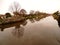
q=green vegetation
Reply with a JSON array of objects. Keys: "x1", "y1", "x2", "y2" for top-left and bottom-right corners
[
  {"x1": 52, "y1": 14, "x2": 59, "y2": 20},
  {"x1": 52, "y1": 11, "x2": 60, "y2": 20},
  {"x1": 53, "y1": 11, "x2": 59, "y2": 15},
  {"x1": 5, "y1": 13, "x2": 12, "y2": 18},
  {"x1": 52, "y1": 11, "x2": 60, "y2": 27},
  {"x1": 0, "y1": 19, "x2": 8, "y2": 24},
  {"x1": 0, "y1": 2, "x2": 50, "y2": 24},
  {"x1": 0, "y1": 18, "x2": 4, "y2": 24}
]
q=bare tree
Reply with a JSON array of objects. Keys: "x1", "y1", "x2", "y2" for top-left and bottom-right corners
[
  {"x1": 29, "y1": 10, "x2": 35, "y2": 14},
  {"x1": 35, "y1": 11, "x2": 40, "y2": 15},
  {"x1": 9, "y1": 2, "x2": 21, "y2": 15},
  {"x1": 20, "y1": 9, "x2": 27, "y2": 17},
  {"x1": 20, "y1": 9, "x2": 27, "y2": 14}
]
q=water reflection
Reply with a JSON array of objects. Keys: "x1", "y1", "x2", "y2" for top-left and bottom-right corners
[
  {"x1": 57, "y1": 16, "x2": 60, "y2": 27},
  {"x1": 53, "y1": 19, "x2": 60, "y2": 27},
  {"x1": 0, "y1": 20, "x2": 27, "y2": 38},
  {"x1": 0, "y1": 15, "x2": 49, "y2": 32},
  {"x1": 0, "y1": 15, "x2": 60, "y2": 32},
  {"x1": 0, "y1": 16, "x2": 60, "y2": 45},
  {"x1": 53, "y1": 16, "x2": 60, "y2": 27},
  {"x1": 57, "y1": 18, "x2": 60, "y2": 27},
  {"x1": 34, "y1": 17, "x2": 41, "y2": 21},
  {"x1": 28, "y1": 15, "x2": 47, "y2": 23},
  {"x1": 0, "y1": 20, "x2": 27, "y2": 31},
  {"x1": 21, "y1": 20, "x2": 27, "y2": 26},
  {"x1": 12, "y1": 25, "x2": 24, "y2": 38},
  {"x1": 29, "y1": 18, "x2": 35, "y2": 23}
]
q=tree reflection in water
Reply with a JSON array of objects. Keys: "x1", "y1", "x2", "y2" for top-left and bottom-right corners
[
  {"x1": 12, "y1": 20, "x2": 27, "y2": 38},
  {"x1": 57, "y1": 19, "x2": 60, "y2": 27},
  {"x1": 58, "y1": 16, "x2": 60, "y2": 27},
  {"x1": 58, "y1": 23, "x2": 60, "y2": 27},
  {"x1": 28, "y1": 17, "x2": 43, "y2": 23},
  {"x1": 52, "y1": 14, "x2": 60, "y2": 27},
  {"x1": 29, "y1": 18, "x2": 35, "y2": 23},
  {"x1": 54, "y1": 16, "x2": 60, "y2": 27},
  {"x1": 53, "y1": 19, "x2": 60, "y2": 27},
  {"x1": 21, "y1": 20, "x2": 27, "y2": 26},
  {"x1": 12, "y1": 25, "x2": 24, "y2": 38},
  {"x1": 34, "y1": 17, "x2": 41, "y2": 21}
]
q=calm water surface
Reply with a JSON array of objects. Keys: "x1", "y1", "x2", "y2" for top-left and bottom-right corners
[{"x1": 0, "y1": 16, "x2": 60, "y2": 45}]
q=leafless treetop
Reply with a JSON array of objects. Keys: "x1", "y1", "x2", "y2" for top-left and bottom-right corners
[{"x1": 9, "y1": 2, "x2": 21, "y2": 14}]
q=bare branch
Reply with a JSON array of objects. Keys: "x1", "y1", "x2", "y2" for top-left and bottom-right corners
[{"x1": 9, "y1": 1, "x2": 21, "y2": 15}]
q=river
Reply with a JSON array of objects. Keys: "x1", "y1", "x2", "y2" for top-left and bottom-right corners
[{"x1": 0, "y1": 16, "x2": 60, "y2": 45}]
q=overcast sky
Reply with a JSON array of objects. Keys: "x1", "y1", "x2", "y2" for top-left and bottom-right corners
[{"x1": 0, "y1": 0, "x2": 60, "y2": 14}]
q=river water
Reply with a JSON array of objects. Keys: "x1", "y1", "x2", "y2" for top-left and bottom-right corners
[{"x1": 0, "y1": 16, "x2": 60, "y2": 45}]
